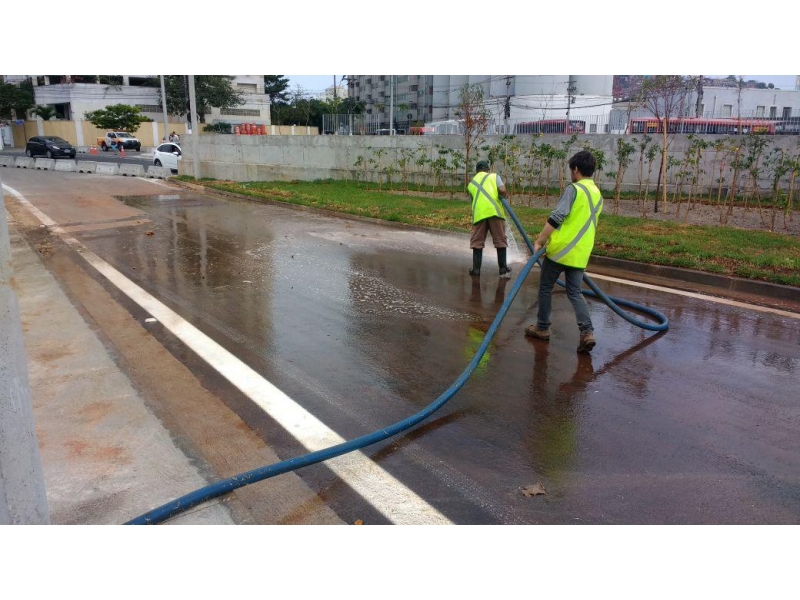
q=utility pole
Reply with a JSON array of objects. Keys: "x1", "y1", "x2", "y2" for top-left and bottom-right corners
[
  {"x1": 504, "y1": 75, "x2": 511, "y2": 133},
  {"x1": 333, "y1": 75, "x2": 338, "y2": 134},
  {"x1": 0, "y1": 175, "x2": 50, "y2": 524},
  {"x1": 159, "y1": 75, "x2": 169, "y2": 143},
  {"x1": 695, "y1": 75, "x2": 704, "y2": 118},
  {"x1": 188, "y1": 75, "x2": 200, "y2": 179},
  {"x1": 566, "y1": 76, "x2": 577, "y2": 134},
  {"x1": 389, "y1": 75, "x2": 395, "y2": 135}
]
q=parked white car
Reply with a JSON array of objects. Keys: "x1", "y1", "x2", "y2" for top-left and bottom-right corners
[{"x1": 153, "y1": 142, "x2": 182, "y2": 172}]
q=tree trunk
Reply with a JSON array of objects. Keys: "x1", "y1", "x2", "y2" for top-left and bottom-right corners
[{"x1": 661, "y1": 127, "x2": 669, "y2": 214}]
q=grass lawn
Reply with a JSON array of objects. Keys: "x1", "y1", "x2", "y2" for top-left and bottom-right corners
[{"x1": 176, "y1": 177, "x2": 800, "y2": 287}]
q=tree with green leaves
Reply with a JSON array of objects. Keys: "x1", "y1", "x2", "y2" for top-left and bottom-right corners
[
  {"x1": 263, "y1": 76, "x2": 290, "y2": 103},
  {"x1": 455, "y1": 83, "x2": 491, "y2": 186},
  {"x1": 33, "y1": 105, "x2": 56, "y2": 121},
  {"x1": 158, "y1": 76, "x2": 244, "y2": 123},
  {"x1": 613, "y1": 138, "x2": 636, "y2": 214},
  {"x1": 84, "y1": 104, "x2": 149, "y2": 132},
  {"x1": 0, "y1": 81, "x2": 34, "y2": 119}
]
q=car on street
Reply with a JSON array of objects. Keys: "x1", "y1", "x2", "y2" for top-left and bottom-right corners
[
  {"x1": 25, "y1": 136, "x2": 76, "y2": 159},
  {"x1": 153, "y1": 142, "x2": 182, "y2": 172}
]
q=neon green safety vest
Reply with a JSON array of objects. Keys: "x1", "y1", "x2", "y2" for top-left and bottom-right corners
[
  {"x1": 547, "y1": 179, "x2": 603, "y2": 269},
  {"x1": 468, "y1": 172, "x2": 505, "y2": 224}
]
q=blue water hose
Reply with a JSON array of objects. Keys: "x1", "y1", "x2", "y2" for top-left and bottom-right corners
[
  {"x1": 126, "y1": 200, "x2": 668, "y2": 524},
  {"x1": 501, "y1": 198, "x2": 669, "y2": 332}
]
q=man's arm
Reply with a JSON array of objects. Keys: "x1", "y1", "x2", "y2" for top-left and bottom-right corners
[
  {"x1": 534, "y1": 222, "x2": 556, "y2": 255},
  {"x1": 535, "y1": 185, "x2": 576, "y2": 254}
]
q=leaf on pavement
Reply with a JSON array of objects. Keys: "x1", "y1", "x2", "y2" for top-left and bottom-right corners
[
  {"x1": 521, "y1": 482, "x2": 547, "y2": 497},
  {"x1": 354, "y1": 519, "x2": 363, "y2": 525}
]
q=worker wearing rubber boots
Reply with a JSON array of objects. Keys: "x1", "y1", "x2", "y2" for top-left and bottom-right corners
[
  {"x1": 467, "y1": 160, "x2": 511, "y2": 278},
  {"x1": 526, "y1": 150, "x2": 603, "y2": 353}
]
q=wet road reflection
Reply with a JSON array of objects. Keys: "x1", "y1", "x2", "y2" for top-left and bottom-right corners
[{"x1": 72, "y1": 191, "x2": 800, "y2": 524}]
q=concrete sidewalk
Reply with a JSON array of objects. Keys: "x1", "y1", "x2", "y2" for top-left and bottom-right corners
[{"x1": 8, "y1": 213, "x2": 234, "y2": 525}]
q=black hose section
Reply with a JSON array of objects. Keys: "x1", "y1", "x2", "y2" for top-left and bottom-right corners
[
  {"x1": 125, "y1": 250, "x2": 544, "y2": 524},
  {"x1": 501, "y1": 198, "x2": 669, "y2": 332}
]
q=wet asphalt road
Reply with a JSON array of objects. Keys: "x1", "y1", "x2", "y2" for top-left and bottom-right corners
[{"x1": 52, "y1": 187, "x2": 798, "y2": 525}]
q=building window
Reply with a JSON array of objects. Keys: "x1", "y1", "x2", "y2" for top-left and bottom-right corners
[
  {"x1": 237, "y1": 83, "x2": 258, "y2": 93},
  {"x1": 396, "y1": 76, "x2": 408, "y2": 83},
  {"x1": 770, "y1": 106, "x2": 777, "y2": 119},
  {"x1": 590, "y1": 124, "x2": 597, "y2": 133},
  {"x1": 220, "y1": 108, "x2": 261, "y2": 116},
  {"x1": 721, "y1": 104, "x2": 732, "y2": 117},
  {"x1": 756, "y1": 105, "x2": 765, "y2": 117},
  {"x1": 783, "y1": 107, "x2": 792, "y2": 119},
  {"x1": 136, "y1": 104, "x2": 162, "y2": 113}
]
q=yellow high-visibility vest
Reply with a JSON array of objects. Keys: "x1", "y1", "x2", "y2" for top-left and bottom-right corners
[
  {"x1": 468, "y1": 172, "x2": 505, "y2": 224},
  {"x1": 547, "y1": 179, "x2": 603, "y2": 269}
]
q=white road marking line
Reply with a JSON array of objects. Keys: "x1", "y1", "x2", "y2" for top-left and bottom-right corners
[
  {"x1": 585, "y1": 271, "x2": 800, "y2": 320},
  {"x1": 3, "y1": 182, "x2": 451, "y2": 525},
  {"x1": 135, "y1": 177, "x2": 173, "y2": 188}
]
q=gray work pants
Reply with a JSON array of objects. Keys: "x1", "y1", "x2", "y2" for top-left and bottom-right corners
[{"x1": 536, "y1": 257, "x2": 593, "y2": 333}]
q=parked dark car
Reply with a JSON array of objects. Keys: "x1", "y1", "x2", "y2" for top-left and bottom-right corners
[{"x1": 25, "y1": 136, "x2": 76, "y2": 159}]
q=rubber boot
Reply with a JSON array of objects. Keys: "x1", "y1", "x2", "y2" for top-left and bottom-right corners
[
  {"x1": 498, "y1": 248, "x2": 512, "y2": 277},
  {"x1": 469, "y1": 248, "x2": 482, "y2": 276}
]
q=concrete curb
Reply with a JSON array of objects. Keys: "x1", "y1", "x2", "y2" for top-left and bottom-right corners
[
  {"x1": 146, "y1": 166, "x2": 172, "y2": 179},
  {"x1": 34, "y1": 158, "x2": 56, "y2": 171},
  {"x1": 54, "y1": 160, "x2": 77, "y2": 172},
  {"x1": 95, "y1": 163, "x2": 120, "y2": 176},
  {"x1": 119, "y1": 164, "x2": 145, "y2": 177},
  {"x1": 588, "y1": 255, "x2": 799, "y2": 302}
]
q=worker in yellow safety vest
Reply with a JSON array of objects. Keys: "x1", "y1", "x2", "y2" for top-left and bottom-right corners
[
  {"x1": 467, "y1": 160, "x2": 512, "y2": 278},
  {"x1": 525, "y1": 150, "x2": 604, "y2": 353}
]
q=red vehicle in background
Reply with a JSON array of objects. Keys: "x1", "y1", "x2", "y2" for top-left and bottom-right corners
[
  {"x1": 629, "y1": 117, "x2": 777, "y2": 135},
  {"x1": 514, "y1": 119, "x2": 586, "y2": 135}
]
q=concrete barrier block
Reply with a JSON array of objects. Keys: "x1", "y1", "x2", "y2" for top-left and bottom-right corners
[
  {"x1": 95, "y1": 162, "x2": 120, "y2": 176},
  {"x1": 34, "y1": 158, "x2": 56, "y2": 170},
  {"x1": 76, "y1": 146, "x2": 89, "y2": 153},
  {"x1": 146, "y1": 166, "x2": 172, "y2": 179},
  {"x1": 15, "y1": 157, "x2": 35, "y2": 168},
  {"x1": 0, "y1": 156, "x2": 15, "y2": 167},
  {"x1": 76, "y1": 161, "x2": 97, "y2": 173},
  {"x1": 119, "y1": 164, "x2": 146, "y2": 177},
  {"x1": 54, "y1": 160, "x2": 77, "y2": 172}
]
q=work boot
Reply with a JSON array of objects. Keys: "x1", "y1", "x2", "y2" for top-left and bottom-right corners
[
  {"x1": 525, "y1": 325, "x2": 550, "y2": 340},
  {"x1": 469, "y1": 248, "x2": 482, "y2": 277},
  {"x1": 497, "y1": 248, "x2": 512, "y2": 277},
  {"x1": 577, "y1": 331, "x2": 596, "y2": 353}
]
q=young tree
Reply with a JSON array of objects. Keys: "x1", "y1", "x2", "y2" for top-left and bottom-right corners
[
  {"x1": 637, "y1": 75, "x2": 692, "y2": 213},
  {"x1": 33, "y1": 105, "x2": 56, "y2": 121},
  {"x1": 0, "y1": 81, "x2": 34, "y2": 119},
  {"x1": 159, "y1": 76, "x2": 244, "y2": 123},
  {"x1": 455, "y1": 83, "x2": 490, "y2": 186},
  {"x1": 84, "y1": 104, "x2": 149, "y2": 132}
]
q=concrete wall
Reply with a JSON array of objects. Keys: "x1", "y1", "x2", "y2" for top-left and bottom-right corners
[{"x1": 183, "y1": 132, "x2": 800, "y2": 194}]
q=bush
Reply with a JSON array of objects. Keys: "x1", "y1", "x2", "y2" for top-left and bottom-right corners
[{"x1": 203, "y1": 122, "x2": 232, "y2": 134}]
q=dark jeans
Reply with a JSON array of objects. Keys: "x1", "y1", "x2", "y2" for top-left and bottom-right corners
[{"x1": 537, "y1": 257, "x2": 593, "y2": 333}]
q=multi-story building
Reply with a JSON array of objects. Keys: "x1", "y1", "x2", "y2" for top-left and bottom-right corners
[
  {"x1": 346, "y1": 75, "x2": 615, "y2": 131},
  {"x1": 2, "y1": 75, "x2": 271, "y2": 125}
]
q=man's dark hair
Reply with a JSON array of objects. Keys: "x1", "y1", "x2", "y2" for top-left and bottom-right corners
[{"x1": 569, "y1": 150, "x2": 596, "y2": 177}]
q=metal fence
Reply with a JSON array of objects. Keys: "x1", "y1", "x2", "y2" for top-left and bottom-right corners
[{"x1": 322, "y1": 112, "x2": 800, "y2": 136}]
